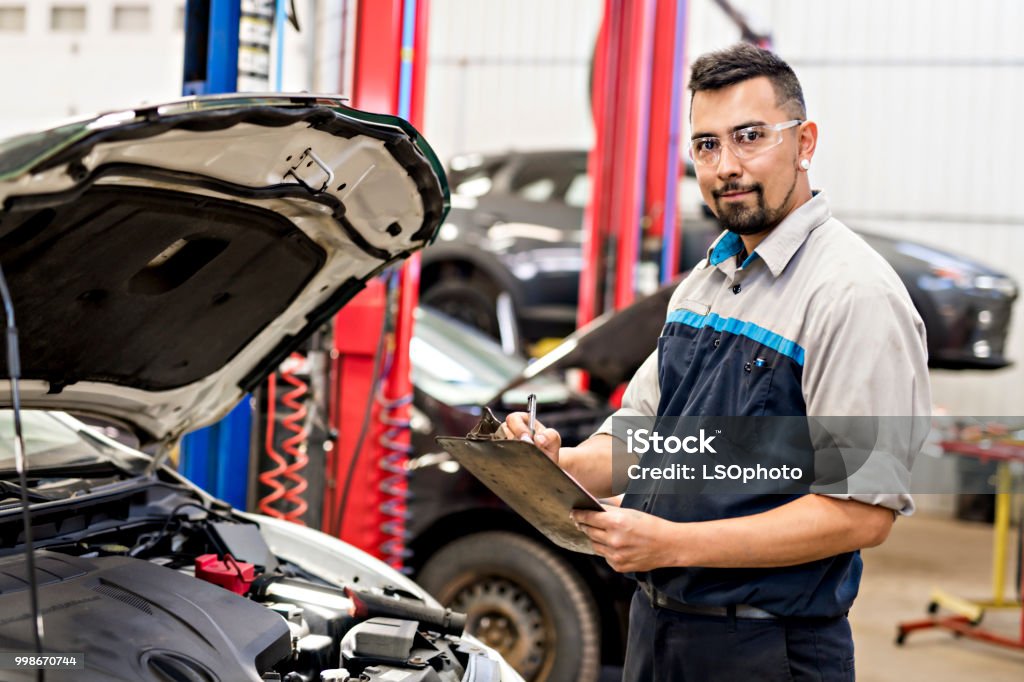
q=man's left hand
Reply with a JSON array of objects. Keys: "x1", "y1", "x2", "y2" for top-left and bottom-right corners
[{"x1": 571, "y1": 505, "x2": 683, "y2": 573}]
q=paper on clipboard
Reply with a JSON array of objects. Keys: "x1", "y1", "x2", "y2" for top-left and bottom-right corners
[{"x1": 434, "y1": 408, "x2": 604, "y2": 554}]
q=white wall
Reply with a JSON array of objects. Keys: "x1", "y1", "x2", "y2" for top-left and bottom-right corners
[
  {"x1": 746, "y1": 0, "x2": 1023, "y2": 225},
  {"x1": 0, "y1": 1, "x2": 186, "y2": 136},
  {"x1": 422, "y1": 0, "x2": 603, "y2": 163},
  {"x1": 0, "y1": 0, "x2": 315, "y2": 137}
]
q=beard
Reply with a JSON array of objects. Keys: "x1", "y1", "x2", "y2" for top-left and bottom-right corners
[{"x1": 712, "y1": 175, "x2": 797, "y2": 236}]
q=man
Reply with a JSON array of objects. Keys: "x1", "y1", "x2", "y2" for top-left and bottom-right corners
[{"x1": 501, "y1": 43, "x2": 930, "y2": 680}]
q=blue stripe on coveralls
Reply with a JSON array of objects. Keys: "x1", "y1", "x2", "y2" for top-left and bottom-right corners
[{"x1": 666, "y1": 310, "x2": 807, "y2": 366}]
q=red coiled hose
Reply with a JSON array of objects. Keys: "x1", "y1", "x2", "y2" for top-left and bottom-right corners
[
  {"x1": 376, "y1": 346, "x2": 413, "y2": 572},
  {"x1": 378, "y1": 390, "x2": 413, "y2": 570},
  {"x1": 258, "y1": 353, "x2": 309, "y2": 524}
]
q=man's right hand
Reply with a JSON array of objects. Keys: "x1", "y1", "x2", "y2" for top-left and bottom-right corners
[
  {"x1": 499, "y1": 411, "x2": 562, "y2": 464},
  {"x1": 501, "y1": 416, "x2": 617, "y2": 498}
]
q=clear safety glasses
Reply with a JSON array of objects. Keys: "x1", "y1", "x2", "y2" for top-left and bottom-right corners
[{"x1": 689, "y1": 119, "x2": 803, "y2": 167}]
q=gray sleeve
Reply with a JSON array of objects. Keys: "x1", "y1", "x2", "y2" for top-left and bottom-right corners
[{"x1": 802, "y1": 282, "x2": 932, "y2": 515}]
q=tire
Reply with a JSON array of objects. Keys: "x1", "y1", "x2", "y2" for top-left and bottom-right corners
[
  {"x1": 421, "y1": 274, "x2": 503, "y2": 340},
  {"x1": 421, "y1": 272, "x2": 522, "y2": 353},
  {"x1": 417, "y1": 531, "x2": 600, "y2": 682}
]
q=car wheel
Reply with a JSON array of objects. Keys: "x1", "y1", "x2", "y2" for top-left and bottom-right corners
[
  {"x1": 417, "y1": 531, "x2": 600, "y2": 682},
  {"x1": 421, "y1": 274, "x2": 520, "y2": 353}
]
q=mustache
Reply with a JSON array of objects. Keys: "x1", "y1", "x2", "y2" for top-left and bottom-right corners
[{"x1": 712, "y1": 182, "x2": 762, "y2": 199}]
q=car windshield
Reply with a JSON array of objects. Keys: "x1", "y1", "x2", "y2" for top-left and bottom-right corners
[
  {"x1": 411, "y1": 307, "x2": 529, "y2": 406},
  {"x1": 0, "y1": 410, "x2": 126, "y2": 475},
  {"x1": 411, "y1": 307, "x2": 571, "y2": 408}
]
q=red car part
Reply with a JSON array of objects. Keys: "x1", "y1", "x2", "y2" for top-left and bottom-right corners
[{"x1": 195, "y1": 553, "x2": 257, "y2": 596}]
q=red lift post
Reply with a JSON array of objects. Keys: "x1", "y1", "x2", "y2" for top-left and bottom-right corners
[
  {"x1": 579, "y1": 0, "x2": 688, "y2": 403},
  {"x1": 647, "y1": 0, "x2": 689, "y2": 283},
  {"x1": 579, "y1": 0, "x2": 688, "y2": 328},
  {"x1": 325, "y1": 0, "x2": 431, "y2": 570},
  {"x1": 579, "y1": 0, "x2": 653, "y2": 329}
]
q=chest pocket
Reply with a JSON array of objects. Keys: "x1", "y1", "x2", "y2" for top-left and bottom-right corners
[
  {"x1": 713, "y1": 346, "x2": 776, "y2": 416},
  {"x1": 657, "y1": 328, "x2": 779, "y2": 417}
]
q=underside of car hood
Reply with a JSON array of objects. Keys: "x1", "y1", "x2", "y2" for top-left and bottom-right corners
[{"x1": 0, "y1": 94, "x2": 448, "y2": 443}]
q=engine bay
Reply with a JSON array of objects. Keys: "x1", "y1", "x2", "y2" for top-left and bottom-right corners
[{"x1": 0, "y1": 476, "x2": 496, "y2": 681}]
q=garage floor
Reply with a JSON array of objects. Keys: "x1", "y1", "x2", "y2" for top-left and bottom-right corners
[
  {"x1": 854, "y1": 512, "x2": 1024, "y2": 681},
  {"x1": 600, "y1": 512, "x2": 1024, "y2": 681}
]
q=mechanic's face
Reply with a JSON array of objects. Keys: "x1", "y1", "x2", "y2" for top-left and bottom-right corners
[{"x1": 690, "y1": 76, "x2": 808, "y2": 237}]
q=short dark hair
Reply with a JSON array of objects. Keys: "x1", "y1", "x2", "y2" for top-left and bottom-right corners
[{"x1": 688, "y1": 43, "x2": 806, "y2": 119}]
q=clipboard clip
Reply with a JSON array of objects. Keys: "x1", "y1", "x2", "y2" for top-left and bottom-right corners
[{"x1": 467, "y1": 406, "x2": 505, "y2": 440}]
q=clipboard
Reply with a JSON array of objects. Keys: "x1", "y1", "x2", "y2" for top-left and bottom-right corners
[{"x1": 435, "y1": 408, "x2": 604, "y2": 554}]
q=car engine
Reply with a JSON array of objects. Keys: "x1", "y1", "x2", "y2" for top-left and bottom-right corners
[{"x1": 0, "y1": 478, "x2": 498, "y2": 682}]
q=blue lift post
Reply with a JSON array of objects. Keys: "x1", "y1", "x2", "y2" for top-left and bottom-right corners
[
  {"x1": 182, "y1": 0, "x2": 241, "y2": 95},
  {"x1": 178, "y1": 0, "x2": 278, "y2": 507},
  {"x1": 180, "y1": 400, "x2": 253, "y2": 507}
]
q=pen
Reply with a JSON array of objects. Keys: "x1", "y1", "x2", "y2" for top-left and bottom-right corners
[{"x1": 527, "y1": 393, "x2": 537, "y2": 437}]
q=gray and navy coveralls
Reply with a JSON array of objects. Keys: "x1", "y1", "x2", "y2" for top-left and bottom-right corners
[{"x1": 595, "y1": 192, "x2": 932, "y2": 681}]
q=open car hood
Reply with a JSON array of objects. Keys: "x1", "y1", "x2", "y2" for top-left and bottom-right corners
[{"x1": 0, "y1": 94, "x2": 448, "y2": 444}]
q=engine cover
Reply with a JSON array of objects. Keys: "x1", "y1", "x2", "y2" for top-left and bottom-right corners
[{"x1": 0, "y1": 551, "x2": 290, "y2": 681}]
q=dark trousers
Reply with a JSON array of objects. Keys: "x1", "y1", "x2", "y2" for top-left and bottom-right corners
[{"x1": 623, "y1": 589, "x2": 856, "y2": 682}]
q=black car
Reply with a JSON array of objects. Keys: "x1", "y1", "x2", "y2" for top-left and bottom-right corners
[
  {"x1": 404, "y1": 307, "x2": 620, "y2": 682},
  {"x1": 421, "y1": 149, "x2": 1017, "y2": 369}
]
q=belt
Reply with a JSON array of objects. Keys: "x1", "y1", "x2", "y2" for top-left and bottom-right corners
[{"x1": 639, "y1": 582, "x2": 777, "y2": 620}]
